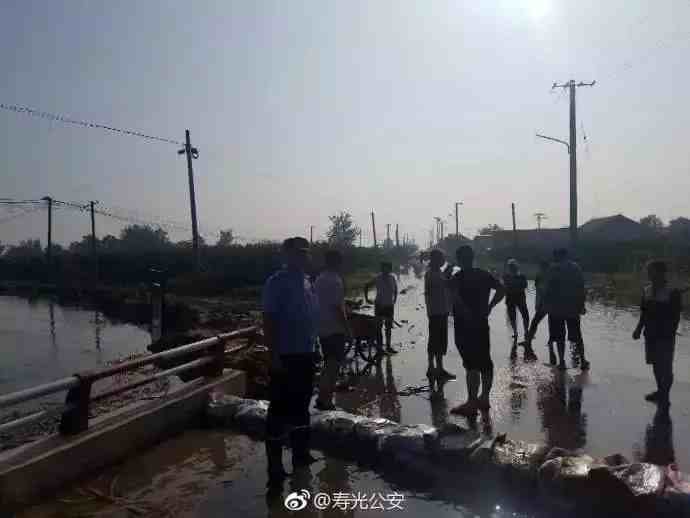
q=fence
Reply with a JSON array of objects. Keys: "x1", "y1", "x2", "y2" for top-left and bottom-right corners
[{"x1": 0, "y1": 326, "x2": 258, "y2": 436}]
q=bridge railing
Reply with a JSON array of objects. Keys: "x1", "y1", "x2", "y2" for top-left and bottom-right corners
[{"x1": 0, "y1": 326, "x2": 258, "y2": 437}]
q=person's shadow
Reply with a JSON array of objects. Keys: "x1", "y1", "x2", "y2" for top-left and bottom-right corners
[
  {"x1": 536, "y1": 370, "x2": 587, "y2": 451},
  {"x1": 641, "y1": 406, "x2": 675, "y2": 466}
]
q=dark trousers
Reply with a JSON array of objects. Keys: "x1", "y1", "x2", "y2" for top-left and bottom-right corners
[
  {"x1": 266, "y1": 354, "x2": 315, "y2": 469},
  {"x1": 506, "y1": 297, "x2": 530, "y2": 339}
]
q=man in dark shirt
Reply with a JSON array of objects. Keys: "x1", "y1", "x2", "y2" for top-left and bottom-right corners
[
  {"x1": 449, "y1": 245, "x2": 505, "y2": 416},
  {"x1": 633, "y1": 260, "x2": 682, "y2": 407},
  {"x1": 502, "y1": 258, "x2": 534, "y2": 360}
]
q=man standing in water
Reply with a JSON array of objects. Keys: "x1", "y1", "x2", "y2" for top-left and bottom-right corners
[
  {"x1": 424, "y1": 249, "x2": 455, "y2": 380},
  {"x1": 263, "y1": 237, "x2": 319, "y2": 486},
  {"x1": 520, "y1": 259, "x2": 551, "y2": 361},
  {"x1": 543, "y1": 248, "x2": 589, "y2": 371},
  {"x1": 449, "y1": 245, "x2": 505, "y2": 416},
  {"x1": 502, "y1": 258, "x2": 535, "y2": 360},
  {"x1": 633, "y1": 260, "x2": 682, "y2": 407},
  {"x1": 314, "y1": 249, "x2": 351, "y2": 411},
  {"x1": 365, "y1": 261, "x2": 398, "y2": 354}
]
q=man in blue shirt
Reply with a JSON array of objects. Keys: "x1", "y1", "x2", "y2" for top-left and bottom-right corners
[{"x1": 263, "y1": 237, "x2": 319, "y2": 486}]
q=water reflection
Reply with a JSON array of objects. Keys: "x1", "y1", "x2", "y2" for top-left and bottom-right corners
[
  {"x1": 641, "y1": 407, "x2": 675, "y2": 465},
  {"x1": 48, "y1": 301, "x2": 56, "y2": 348},
  {"x1": 508, "y1": 363, "x2": 528, "y2": 425},
  {"x1": 537, "y1": 371, "x2": 587, "y2": 451},
  {"x1": 380, "y1": 355, "x2": 401, "y2": 423},
  {"x1": 94, "y1": 310, "x2": 102, "y2": 350},
  {"x1": 429, "y1": 379, "x2": 449, "y2": 429}
]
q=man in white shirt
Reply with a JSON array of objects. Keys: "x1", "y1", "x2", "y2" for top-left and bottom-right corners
[
  {"x1": 365, "y1": 261, "x2": 398, "y2": 354},
  {"x1": 424, "y1": 249, "x2": 455, "y2": 380},
  {"x1": 314, "y1": 250, "x2": 352, "y2": 411}
]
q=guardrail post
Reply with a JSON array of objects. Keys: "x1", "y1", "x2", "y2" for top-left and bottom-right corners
[
  {"x1": 59, "y1": 374, "x2": 93, "y2": 435},
  {"x1": 208, "y1": 337, "x2": 225, "y2": 377}
]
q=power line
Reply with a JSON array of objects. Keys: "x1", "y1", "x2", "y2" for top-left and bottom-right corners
[{"x1": 0, "y1": 103, "x2": 183, "y2": 146}]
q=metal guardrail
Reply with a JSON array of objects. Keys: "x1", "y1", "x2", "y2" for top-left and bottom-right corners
[{"x1": 0, "y1": 326, "x2": 258, "y2": 436}]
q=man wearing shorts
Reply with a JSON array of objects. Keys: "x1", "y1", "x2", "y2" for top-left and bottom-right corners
[
  {"x1": 314, "y1": 249, "x2": 352, "y2": 411},
  {"x1": 544, "y1": 248, "x2": 589, "y2": 371},
  {"x1": 424, "y1": 249, "x2": 455, "y2": 380},
  {"x1": 365, "y1": 261, "x2": 398, "y2": 354},
  {"x1": 449, "y1": 245, "x2": 505, "y2": 416}
]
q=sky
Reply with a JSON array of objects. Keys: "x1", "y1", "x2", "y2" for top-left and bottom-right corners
[{"x1": 1, "y1": 0, "x2": 690, "y2": 248}]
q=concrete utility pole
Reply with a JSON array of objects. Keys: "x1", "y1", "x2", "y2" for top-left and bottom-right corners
[
  {"x1": 386, "y1": 224, "x2": 391, "y2": 248},
  {"x1": 395, "y1": 224, "x2": 399, "y2": 248},
  {"x1": 455, "y1": 202, "x2": 462, "y2": 237},
  {"x1": 90, "y1": 201, "x2": 98, "y2": 280},
  {"x1": 41, "y1": 196, "x2": 52, "y2": 263},
  {"x1": 178, "y1": 130, "x2": 200, "y2": 271},
  {"x1": 534, "y1": 212, "x2": 547, "y2": 230},
  {"x1": 310, "y1": 225, "x2": 314, "y2": 245},
  {"x1": 510, "y1": 203, "x2": 517, "y2": 249},
  {"x1": 371, "y1": 211, "x2": 377, "y2": 248},
  {"x1": 552, "y1": 80, "x2": 596, "y2": 250}
]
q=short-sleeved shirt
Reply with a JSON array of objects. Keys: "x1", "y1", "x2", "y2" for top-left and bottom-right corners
[
  {"x1": 641, "y1": 285, "x2": 682, "y2": 341},
  {"x1": 543, "y1": 260, "x2": 585, "y2": 318},
  {"x1": 375, "y1": 273, "x2": 398, "y2": 306},
  {"x1": 425, "y1": 269, "x2": 450, "y2": 317},
  {"x1": 315, "y1": 270, "x2": 346, "y2": 337},
  {"x1": 503, "y1": 273, "x2": 527, "y2": 302},
  {"x1": 262, "y1": 268, "x2": 319, "y2": 355},
  {"x1": 451, "y1": 267, "x2": 502, "y2": 321}
]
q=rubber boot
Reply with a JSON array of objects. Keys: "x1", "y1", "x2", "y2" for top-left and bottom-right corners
[
  {"x1": 265, "y1": 439, "x2": 288, "y2": 487},
  {"x1": 291, "y1": 427, "x2": 317, "y2": 468}
]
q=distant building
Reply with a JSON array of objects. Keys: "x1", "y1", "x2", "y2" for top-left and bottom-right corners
[
  {"x1": 472, "y1": 214, "x2": 657, "y2": 252},
  {"x1": 579, "y1": 214, "x2": 657, "y2": 242}
]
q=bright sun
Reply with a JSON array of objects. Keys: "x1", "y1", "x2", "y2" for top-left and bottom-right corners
[{"x1": 526, "y1": 0, "x2": 551, "y2": 20}]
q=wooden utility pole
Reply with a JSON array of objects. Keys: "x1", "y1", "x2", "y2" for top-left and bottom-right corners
[
  {"x1": 552, "y1": 80, "x2": 595, "y2": 250},
  {"x1": 41, "y1": 196, "x2": 52, "y2": 263},
  {"x1": 90, "y1": 201, "x2": 98, "y2": 281},
  {"x1": 395, "y1": 224, "x2": 399, "y2": 248},
  {"x1": 310, "y1": 225, "x2": 314, "y2": 245},
  {"x1": 178, "y1": 130, "x2": 200, "y2": 271},
  {"x1": 510, "y1": 203, "x2": 517, "y2": 250},
  {"x1": 371, "y1": 211, "x2": 377, "y2": 248},
  {"x1": 386, "y1": 224, "x2": 391, "y2": 248}
]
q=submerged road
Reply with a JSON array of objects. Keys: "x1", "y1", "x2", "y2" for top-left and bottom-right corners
[{"x1": 336, "y1": 271, "x2": 690, "y2": 469}]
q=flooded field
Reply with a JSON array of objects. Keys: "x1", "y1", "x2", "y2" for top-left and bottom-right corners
[
  {"x1": 0, "y1": 295, "x2": 151, "y2": 418},
  {"x1": 12, "y1": 271, "x2": 690, "y2": 517}
]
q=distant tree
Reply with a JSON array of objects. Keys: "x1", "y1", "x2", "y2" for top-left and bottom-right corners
[
  {"x1": 0, "y1": 241, "x2": 4, "y2": 256},
  {"x1": 478, "y1": 224, "x2": 504, "y2": 235},
  {"x1": 69, "y1": 235, "x2": 93, "y2": 254},
  {"x1": 327, "y1": 211, "x2": 360, "y2": 247},
  {"x1": 119, "y1": 225, "x2": 170, "y2": 252},
  {"x1": 639, "y1": 214, "x2": 664, "y2": 231},
  {"x1": 176, "y1": 235, "x2": 206, "y2": 249},
  {"x1": 668, "y1": 217, "x2": 690, "y2": 240},
  {"x1": 5, "y1": 239, "x2": 43, "y2": 259},
  {"x1": 100, "y1": 234, "x2": 120, "y2": 252},
  {"x1": 217, "y1": 230, "x2": 234, "y2": 247}
]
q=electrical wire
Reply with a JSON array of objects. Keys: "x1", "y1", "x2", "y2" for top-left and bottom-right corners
[{"x1": 0, "y1": 103, "x2": 183, "y2": 146}]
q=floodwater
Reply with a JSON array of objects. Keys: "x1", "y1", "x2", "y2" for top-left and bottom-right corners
[
  {"x1": 336, "y1": 271, "x2": 690, "y2": 469},
  {"x1": 14, "y1": 271, "x2": 690, "y2": 517},
  {"x1": 0, "y1": 295, "x2": 150, "y2": 417}
]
